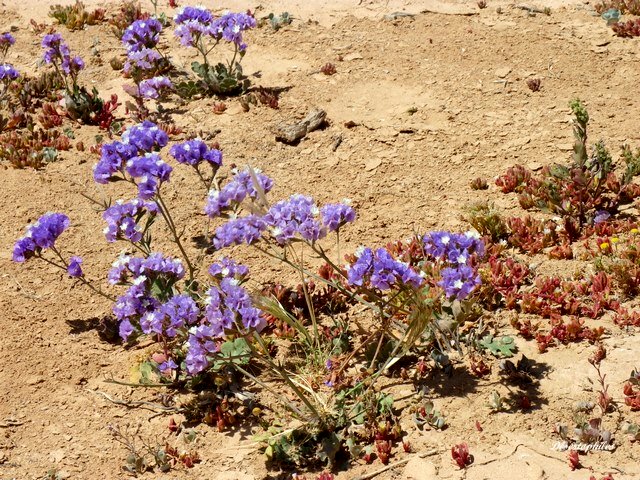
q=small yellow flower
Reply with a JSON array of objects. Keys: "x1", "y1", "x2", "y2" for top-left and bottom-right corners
[
  {"x1": 611, "y1": 237, "x2": 620, "y2": 244},
  {"x1": 631, "y1": 228, "x2": 639, "y2": 235},
  {"x1": 600, "y1": 242, "x2": 610, "y2": 250}
]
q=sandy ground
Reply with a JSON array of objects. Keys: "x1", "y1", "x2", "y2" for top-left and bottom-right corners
[{"x1": 1, "y1": 0, "x2": 639, "y2": 479}]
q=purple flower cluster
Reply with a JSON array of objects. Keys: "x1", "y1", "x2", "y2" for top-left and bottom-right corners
[
  {"x1": 173, "y1": 6, "x2": 215, "y2": 47},
  {"x1": 422, "y1": 231, "x2": 484, "y2": 300},
  {"x1": 126, "y1": 153, "x2": 173, "y2": 199},
  {"x1": 67, "y1": 256, "x2": 83, "y2": 278},
  {"x1": 208, "y1": 257, "x2": 249, "y2": 280},
  {"x1": 108, "y1": 252, "x2": 185, "y2": 286},
  {"x1": 423, "y1": 231, "x2": 485, "y2": 264},
  {"x1": 347, "y1": 247, "x2": 424, "y2": 290},
  {"x1": 212, "y1": 215, "x2": 267, "y2": 249},
  {"x1": 138, "y1": 76, "x2": 173, "y2": 99},
  {"x1": 125, "y1": 48, "x2": 162, "y2": 73},
  {"x1": 210, "y1": 12, "x2": 257, "y2": 51},
  {"x1": 170, "y1": 139, "x2": 222, "y2": 168},
  {"x1": 102, "y1": 199, "x2": 158, "y2": 243},
  {"x1": 122, "y1": 19, "x2": 162, "y2": 52},
  {"x1": 439, "y1": 265, "x2": 480, "y2": 301},
  {"x1": 204, "y1": 168, "x2": 273, "y2": 217},
  {"x1": 139, "y1": 293, "x2": 199, "y2": 338},
  {"x1": 122, "y1": 18, "x2": 163, "y2": 74},
  {"x1": 187, "y1": 277, "x2": 263, "y2": 374},
  {"x1": 174, "y1": 7, "x2": 255, "y2": 51},
  {"x1": 13, "y1": 213, "x2": 70, "y2": 262},
  {"x1": 41, "y1": 33, "x2": 84, "y2": 78},
  {"x1": 0, "y1": 63, "x2": 19, "y2": 81},
  {"x1": 0, "y1": 32, "x2": 15, "y2": 48},
  {"x1": 110, "y1": 253, "x2": 187, "y2": 340},
  {"x1": 264, "y1": 194, "x2": 325, "y2": 244},
  {"x1": 122, "y1": 120, "x2": 169, "y2": 152},
  {"x1": 94, "y1": 121, "x2": 169, "y2": 185},
  {"x1": 321, "y1": 202, "x2": 356, "y2": 232}
]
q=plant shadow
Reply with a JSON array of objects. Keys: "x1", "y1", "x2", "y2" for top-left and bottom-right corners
[{"x1": 66, "y1": 315, "x2": 121, "y2": 344}]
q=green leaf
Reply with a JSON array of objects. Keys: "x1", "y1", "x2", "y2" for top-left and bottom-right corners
[{"x1": 478, "y1": 334, "x2": 516, "y2": 357}]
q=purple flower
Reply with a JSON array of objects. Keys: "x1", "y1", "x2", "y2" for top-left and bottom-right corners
[
  {"x1": 321, "y1": 201, "x2": 356, "y2": 232},
  {"x1": 347, "y1": 247, "x2": 423, "y2": 290},
  {"x1": 124, "y1": 47, "x2": 162, "y2": 72},
  {"x1": 159, "y1": 359, "x2": 178, "y2": 372},
  {"x1": 122, "y1": 121, "x2": 169, "y2": 152},
  {"x1": 423, "y1": 231, "x2": 484, "y2": 262},
  {"x1": 125, "y1": 153, "x2": 172, "y2": 199},
  {"x1": 212, "y1": 215, "x2": 267, "y2": 249},
  {"x1": 138, "y1": 76, "x2": 173, "y2": 99},
  {"x1": 173, "y1": 6, "x2": 214, "y2": 47},
  {"x1": 119, "y1": 318, "x2": 135, "y2": 340},
  {"x1": 60, "y1": 55, "x2": 84, "y2": 76},
  {"x1": 594, "y1": 210, "x2": 611, "y2": 225},
  {"x1": 108, "y1": 253, "x2": 185, "y2": 286},
  {"x1": 208, "y1": 257, "x2": 249, "y2": 280},
  {"x1": 185, "y1": 326, "x2": 219, "y2": 375},
  {"x1": 93, "y1": 141, "x2": 139, "y2": 184},
  {"x1": 170, "y1": 139, "x2": 222, "y2": 167},
  {"x1": 12, "y1": 213, "x2": 70, "y2": 262},
  {"x1": 204, "y1": 168, "x2": 273, "y2": 218},
  {"x1": 162, "y1": 294, "x2": 200, "y2": 336},
  {"x1": 102, "y1": 199, "x2": 158, "y2": 243},
  {"x1": 42, "y1": 33, "x2": 70, "y2": 64},
  {"x1": 0, "y1": 32, "x2": 15, "y2": 48},
  {"x1": 122, "y1": 18, "x2": 163, "y2": 52},
  {"x1": 264, "y1": 194, "x2": 325, "y2": 244},
  {"x1": 67, "y1": 256, "x2": 83, "y2": 277},
  {"x1": 0, "y1": 63, "x2": 19, "y2": 81},
  {"x1": 439, "y1": 265, "x2": 480, "y2": 300},
  {"x1": 210, "y1": 12, "x2": 256, "y2": 51}
]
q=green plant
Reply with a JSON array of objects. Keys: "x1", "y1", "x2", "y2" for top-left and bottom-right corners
[{"x1": 49, "y1": 1, "x2": 106, "y2": 30}]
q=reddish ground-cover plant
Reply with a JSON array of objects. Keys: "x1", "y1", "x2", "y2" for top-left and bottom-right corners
[{"x1": 451, "y1": 442, "x2": 473, "y2": 468}]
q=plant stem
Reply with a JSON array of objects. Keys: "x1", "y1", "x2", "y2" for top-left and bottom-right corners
[{"x1": 155, "y1": 192, "x2": 196, "y2": 284}]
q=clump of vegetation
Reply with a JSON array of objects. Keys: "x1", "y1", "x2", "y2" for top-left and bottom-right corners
[
  {"x1": 49, "y1": 1, "x2": 106, "y2": 31},
  {"x1": 595, "y1": 0, "x2": 640, "y2": 15}
]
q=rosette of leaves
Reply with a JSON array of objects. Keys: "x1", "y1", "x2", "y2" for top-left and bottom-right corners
[{"x1": 191, "y1": 61, "x2": 249, "y2": 96}]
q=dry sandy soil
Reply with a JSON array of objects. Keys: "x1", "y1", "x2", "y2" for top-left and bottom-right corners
[{"x1": 1, "y1": 0, "x2": 639, "y2": 479}]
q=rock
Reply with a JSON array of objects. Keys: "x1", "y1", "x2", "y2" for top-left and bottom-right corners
[
  {"x1": 275, "y1": 109, "x2": 327, "y2": 144},
  {"x1": 403, "y1": 456, "x2": 438, "y2": 479},
  {"x1": 495, "y1": 67, "x2": 512, "y2": 78},
  {"x1": 27, "y1": 375, "x2": 44, "y2": 385},
  {"x1": 344, "y1": 52, "x2": 363, "y2": 61},
  {"x1": 365, "y1": 158, "x2": 382, "y2": 171}
]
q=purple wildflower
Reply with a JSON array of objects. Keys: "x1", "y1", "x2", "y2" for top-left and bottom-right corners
[
  {"x1": 439, "y1": 265, "x2": 480, "y2": 300},
  {"x1": 125, "y1": 153, "x2": 172, "y2": 199},
  {"x1": 41, "y1": 33, "x2": 69, "y2": 64},
  {"x1": 0, "y1": 32, "x2": 15, "y2": 48},
  {"x1": 208, "y1": 257, "x2": 249, "y2": 280},
  {"x1": 122, "y1": 121, "x2": 169, "y2": 152},
  {"x1": 161, "y1": 294, "x2": 200, "y2": 337},
  {"x1": 0, "y1": 63, "x2": 19, "y2": 81},
  {"x1": 170, "y1": 139, "x2": 222, "y2": 167},
  {"x1": 93, "y1": 141, "x2": 139, "y2": 184},
  {"x1": 124, "y1": 47, "x2": 162, "y2": 73},
  {"x1": 210, "y1": 12, "x2": 256, "y2": 51},
  {"x1": 159, "y1": 359, "x2": 178, "y2": 372},
  {"x1": 347, "y1": 247, "x2": 423, "y2": 290},
  {"x1": 122, "y1": 18, "x2": 162, "y2": 52},
  {"x1": 321, "y1": 201, "x2": 356, "y2": 232},
  {"x1": 67, "y1": 256, "x2": 83, "y2": 277},
  {"x1": 204, "y1": 168, "x2": 273, "y2": 218},
  {"x1": 423, "y1": 231, "x2": 484, "y2": 262},
  {"x1": 12, "y1": 213, "x2": 70, "y2": 262},
  {"x1": 138, "y1": 76, "x2": 173, "y2": 99},
  {"x1": 102, "y1": 199, "x2": 158, "y2": 243},
  {"x1": 264, "y1": 194, "x2": 325, "y2": 244},
  {"x1": 212, "y1": 215, "x2": 267, "y2": 249},
  {"x1": 594, "y1": 210, "x2": 611, "y2": 225},
  {"x1": 173, "y1": 6, "x2": 214, "y2": 47}
]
